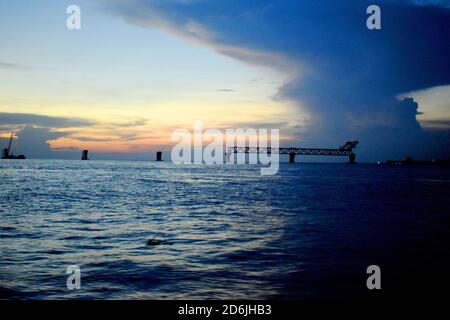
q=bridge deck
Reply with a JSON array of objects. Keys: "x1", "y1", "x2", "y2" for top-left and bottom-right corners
[{"x1": 229, "y1": 147, "x2": 354, "y2": 156}]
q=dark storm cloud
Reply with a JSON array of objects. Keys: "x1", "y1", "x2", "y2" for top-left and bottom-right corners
[
  {"x1": 107, "y1": 0, "x2": 450, "y2": 160},
  {"x1": 397, "y1": 0, "x2": 450, "y2": 8}
]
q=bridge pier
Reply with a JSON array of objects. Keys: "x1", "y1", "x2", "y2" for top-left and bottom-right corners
[
  {"x1": 349, "y1": 153, "x2": 356, "y2": 164},
  {"x1": 289, "y1": 153, "x2": 295, "y2": 163},
  {"x1": 81, "y1": 150, "x2": 89, "y2": 160}
]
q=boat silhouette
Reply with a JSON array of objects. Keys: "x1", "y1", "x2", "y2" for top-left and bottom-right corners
[{"x1": 1, "y1": 132, "x2": 26, "y2": 159}]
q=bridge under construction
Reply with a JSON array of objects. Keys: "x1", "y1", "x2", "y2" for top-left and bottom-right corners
[{"x1": 229, "y1": 141, "x2": 359, "y2": 164}]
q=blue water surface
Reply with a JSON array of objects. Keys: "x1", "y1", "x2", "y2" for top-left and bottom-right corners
[{"x1": 0, "y1": 160, "x2": 449, "y2": 299}]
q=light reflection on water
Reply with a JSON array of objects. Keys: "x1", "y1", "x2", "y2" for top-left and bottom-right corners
[{"x1": 0, "y1": 160, "x2": 449, "y2": 299}]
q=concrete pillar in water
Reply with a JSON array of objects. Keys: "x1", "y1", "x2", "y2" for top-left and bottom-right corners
[
  {"x1": 156, "y1": 151, "x2": 162, "y2": 161},
  {"x1": 349, "y1": 153, "x2": 356, "y2": 164},
  {"x1": 81, "y1": 150, "x2": 89, "y2": 160},
  {"x1": 2, "y1": 148, "x2": 9, "y2": 158},
  {"x1": 289, "y1": 153, "x2": 295, "y2": 163}
]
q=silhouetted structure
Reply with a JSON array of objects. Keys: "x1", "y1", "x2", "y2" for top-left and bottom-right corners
[
  {"x1": 229, "y1": 141, "x2": 359, "y2": 164},
  {"x1": 384, "y1": 157, "x2": 450, "y2": 165},
  {"x1": 289, "y1": 153, "x2": 296, "y2": 163},
  {"x1": 156, "y1": 151, "x2": 162, "y2": 161},
  {"x1": 1, "y1": 132, "x2": 26, "y2": 159},
  {"x1": 349, "y1": 153, "x2": 356, "y2": 164},
  {"x1": 81, "y1": 150, "x2": 89, "y2": 160}
]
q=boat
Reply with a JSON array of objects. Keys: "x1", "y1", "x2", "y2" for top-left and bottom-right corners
[{"x1": 1, "y1": 132, "x2": 26, "y2": 159}]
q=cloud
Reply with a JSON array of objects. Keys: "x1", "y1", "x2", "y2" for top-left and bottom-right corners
[
  {"x1": 106, "y1": 0, "x2": 302, "y2": 77},
  {"x1": 400, "y1": 0, "x2": 450, "y2": 8},
  {"x1": 216, "y1": 89, "x2": 236, "y2": 92},
  {"x1": 0, "y1": 61, "x2": 24, "y2": 69},
  {"x1": 0, "y1": 112, "x2": 160, "y2": 158},
  {"x1": 399, "y1": 85, "x2": 450, "y2": 129},
  {"x1": 113, "y1": 118, "x2": 148, "y2": 127},
  {"x1": 107, "y1": 0, "x2": 450, "y2": 160},
  {"x1": 70, "y1": 132, "x2": 140, "y2": 142},
  {"x1": 0, "y1": 112, "x2": 95, "y2": 128},
  {"x1": 0, "y1": 113, "x2": 96, "y2": 158},
  {"x1": 418, "y1": 119, "x2": 450, "y2": 130},
  {"x1": 0, "y1": 126, "x2": 70, "y2": 158}
]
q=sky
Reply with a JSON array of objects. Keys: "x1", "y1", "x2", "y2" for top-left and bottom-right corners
[{"x1": 0, "y1": 0, "x2": 449, "y2": 161}]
